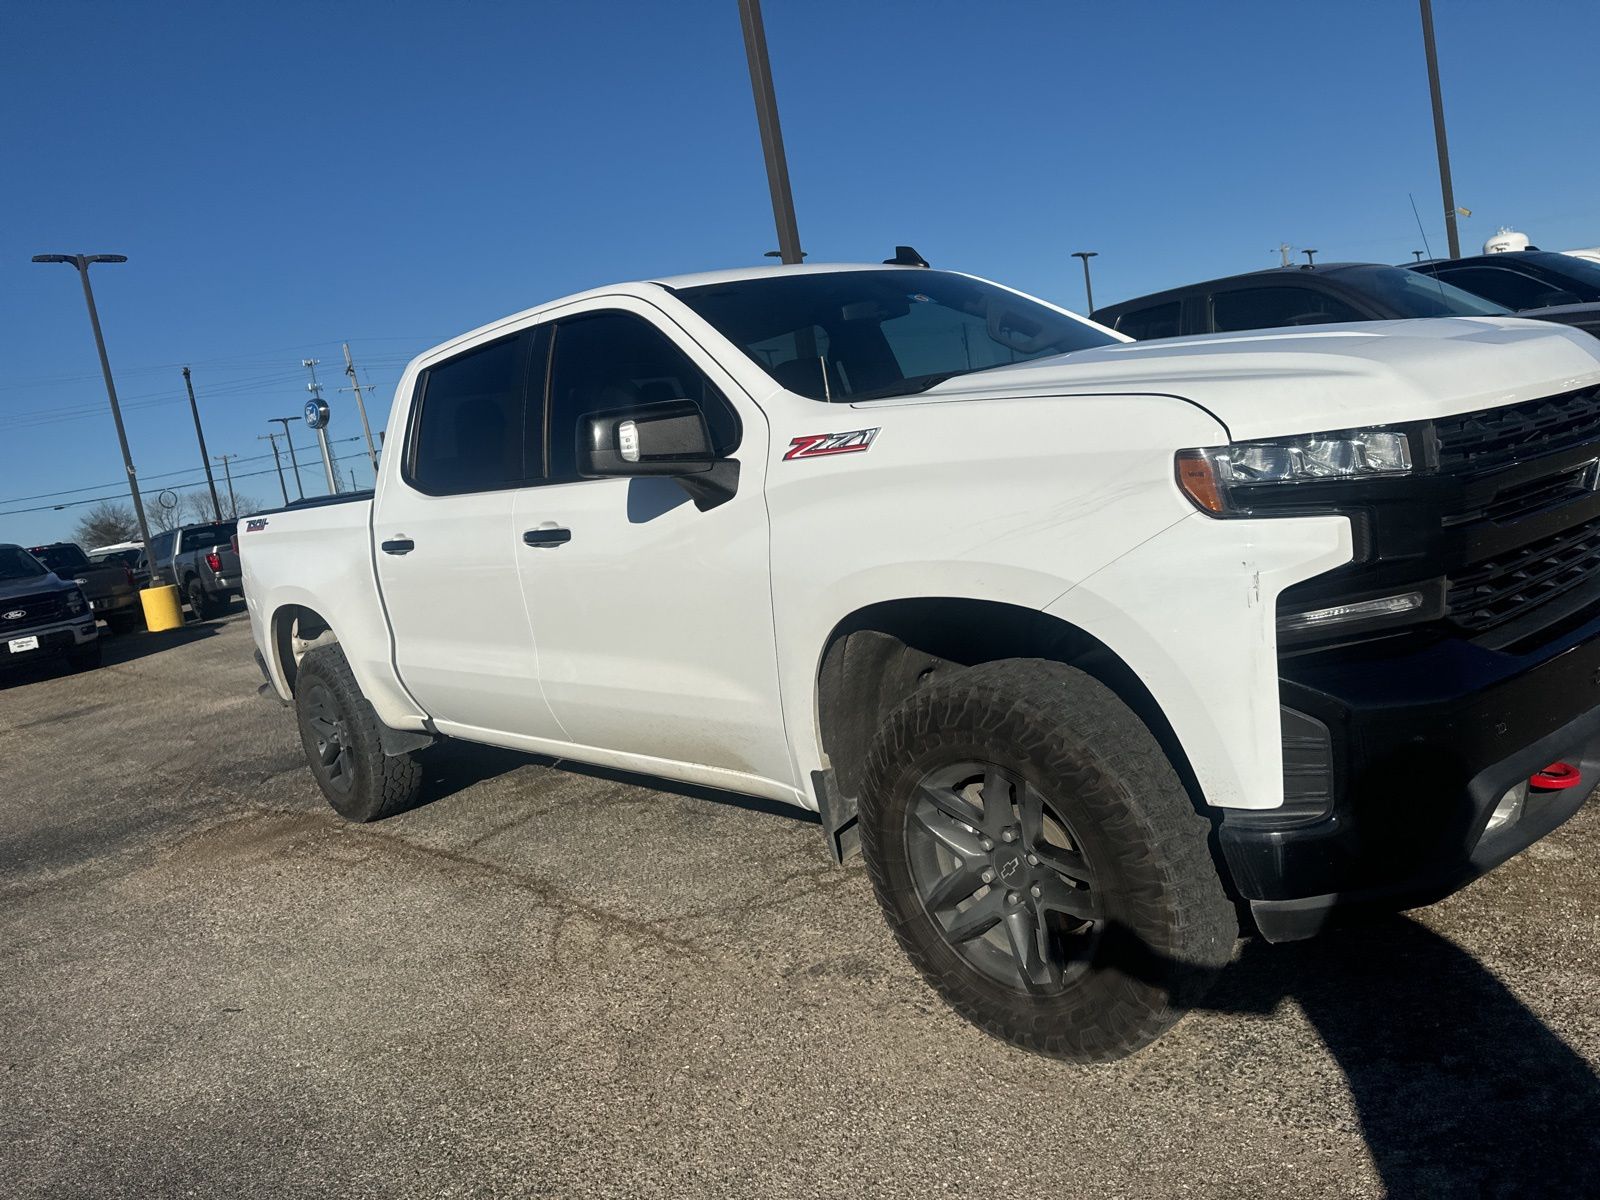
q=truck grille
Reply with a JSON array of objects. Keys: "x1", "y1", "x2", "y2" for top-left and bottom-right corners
[
  {"x1": 1435, "y1": 386, "x2": 1600, "y2": 475},
  {"x1": 0, "y1": 591, "x2": 67, "y2": 632},
  {"x1": 1447, "y1": 512, "x2": 1600, "y2": 633}
]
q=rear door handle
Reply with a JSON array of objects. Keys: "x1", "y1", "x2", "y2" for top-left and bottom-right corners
[
  {"x1": 381, "y1": 538, "x2": 415, "y2": 555},
  {"x1": 522, "y1": 527, "x2": 572, "y2": 547}
]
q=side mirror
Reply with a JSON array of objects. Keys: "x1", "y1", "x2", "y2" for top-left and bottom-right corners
[{"x1": 578, "y1": 399, "x2": 716, "y2": 478}]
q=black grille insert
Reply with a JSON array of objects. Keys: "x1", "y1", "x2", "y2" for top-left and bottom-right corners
[
  {"x1": 0, "y1": 591, "x2": 68, "y2": 633},
  {"x1": 1447, "y1": 513, "x2": 1600, "y2": 633},
  {"x1": 1436, "y1": 387, "x2": 1600, "y2": 475}
]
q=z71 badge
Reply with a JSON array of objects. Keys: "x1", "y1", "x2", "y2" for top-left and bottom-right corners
[{"x1": 783, "y1": 428, "x2": 880, "y2": 461}]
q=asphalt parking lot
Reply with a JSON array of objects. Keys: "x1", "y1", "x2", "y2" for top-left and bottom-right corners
[{"x1": 3, "y1": 613, "x2": 1598, "y2": 1199}]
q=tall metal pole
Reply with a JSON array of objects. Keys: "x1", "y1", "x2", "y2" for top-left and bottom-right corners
[
  {"x1": 258, "y1": 433, "x2": 290, "y2": 506},
  {"x1": 182, "y1": 367, "x2": 224, "y2": 521},
  {"x1": 1071, "y1": 251, "x2": 1098, "y2": 313},
  {"x1": 343, "y1": 342, "x2": 380, "y2": 474},
  {"x1": 303, "y1": 359, "x2": 339, "y2": 494},
  {"x1": 1419, "y1": 0, "x2": 1462, "y2": 260},
  {"x1": 213, "y1": 454, "x2": 238, "y2": 516},
  {"x1": 32, "y1": 253, "x2": 155, "y2": 570},
  {"x1": 269, "y1": 417, "x2": 305, "y2": 500},
  {"x1": 737, "y1": 0, "x2": 804, "y2": 264}
]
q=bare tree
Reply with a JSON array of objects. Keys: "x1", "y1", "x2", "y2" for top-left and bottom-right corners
[{"x1": 73, "y1": 500, "x2": 139, "y2": 548}]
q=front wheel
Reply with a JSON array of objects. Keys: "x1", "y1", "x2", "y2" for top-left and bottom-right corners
[
  {"x1": 294, "y1": 645, "x2": 423, "y2": 822},
  {"x1": 859, "y1": 659, "x2": 1237, "y2": 1062}
]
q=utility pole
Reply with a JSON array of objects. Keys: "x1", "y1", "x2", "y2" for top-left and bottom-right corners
[
  {"x1": 182, "y1": 367, "x2": 224, "y2": 521},
  {"x1": 1070, "y1": 251, "x2": 1098, "y2": 313},
  {"x1": 213, "y1": 454, "x2": 238, "y2": 517},
  {"x1": 1419, "y1": 0, "x2": 1462, "y2": 259},
  {"x1": 737, "y1": 0, "x2": 804, "y2": 264},
  {"x1": 341, "y1": 342, "x2": 381, "y2": 474},
  {"x1": 349, "y1": 467, "x2": 360, "y2": 492},
  {"x1": 1279, "y1": 243, "x2": 1292, "y2": 267},
  {"x1": 302, "y1": 359, "x2": 339, "y2": 494},
  {"x1": 268, "y1": 417, "x2": 306, "y2": 500},
  {"x1": 258, "y1": 433, "x2": 290, "y2": 506}
]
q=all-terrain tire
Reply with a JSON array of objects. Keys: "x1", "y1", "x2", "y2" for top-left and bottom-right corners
[
  {"x1": 859, "y1": 658, "x2": 1237, "y2": 1062},
  {"x1": 186, "y1": 577, "x2": 217, "y2": 621},
  {"x1": 294, "y1": 644, "x2": 424, "y2": 822}
]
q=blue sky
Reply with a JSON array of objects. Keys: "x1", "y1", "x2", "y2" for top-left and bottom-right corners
[{"x1": 4, "y1": 0, "x2": 1597, "y2": 543}]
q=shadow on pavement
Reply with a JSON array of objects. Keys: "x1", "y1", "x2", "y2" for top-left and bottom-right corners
[{"x1": 1203, "y1": 916, "x2": 1600, "y2": 1199}]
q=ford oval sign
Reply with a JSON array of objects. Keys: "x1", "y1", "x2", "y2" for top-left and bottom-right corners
[
  {"x1": 304, "y1": 397, "x2": 330, "y2": 430},
  {"x1": 3, "y1": 610, "x2": 24, "y2": 621}
]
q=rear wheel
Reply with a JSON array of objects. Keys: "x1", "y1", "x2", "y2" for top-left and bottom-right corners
[
  {"x1": 294, "y1": 644, "x2": 423, "y2": 822},
  {"x1": 185, "y1": 578, "x2": 216, "y2": 621},
  {"x1": 859, "y1": 658, "x2": 1236, "y2": 1062}
]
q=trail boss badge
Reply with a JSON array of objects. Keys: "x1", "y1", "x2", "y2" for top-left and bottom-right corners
[{"x1": 783, "y1": 427, "x2": 880, "y2": 461}]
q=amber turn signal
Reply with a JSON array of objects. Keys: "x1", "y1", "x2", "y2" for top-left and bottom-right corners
[{"x1": 1175, "y1": 450, "x2": 1226, "y2": 514}]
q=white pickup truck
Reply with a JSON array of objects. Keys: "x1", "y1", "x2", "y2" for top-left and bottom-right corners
[{"x1": 243, "y1": 257, "x2": 1600, "y2": 1061}]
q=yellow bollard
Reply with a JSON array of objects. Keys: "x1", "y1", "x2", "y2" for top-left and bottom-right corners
[{"x1": 139, "y1": 584, "x2": 184, "y2": 632}]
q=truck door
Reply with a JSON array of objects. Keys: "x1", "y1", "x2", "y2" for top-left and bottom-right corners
[
  {"x1": 510, "y1": 301, "x2": 795, "y2": 791},
  {"x1": 372, "y1": 326, "x2": 565, "y2": 741}
]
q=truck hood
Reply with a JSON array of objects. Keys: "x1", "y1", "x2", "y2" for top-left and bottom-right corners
[
  {"x1": 870, "y1": 317, "x2": 1600, "y2": 442},
  {"x1": 0, "y1": 573, "x2": 68, "y2": 602}
]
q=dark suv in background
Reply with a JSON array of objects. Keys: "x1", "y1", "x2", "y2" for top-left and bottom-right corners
[
  {"x1": 1092, "y1": 263, "x2": 1511, "y2": 339},
  {"x1": 1407, "y1": 251, "x2": 1600, "y2": 339}
]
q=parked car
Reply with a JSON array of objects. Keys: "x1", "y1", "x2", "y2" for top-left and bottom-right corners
[
  {"x1": 146, "y1": 521, "x2": 240, "y2": 619},
  {"x1": 1092, "y1": 262, "x2": 1515, "y2": 339},
  {"x1": 1407, "y1": 251, "x2": 1600, "y2": 339},
  {"x1": 243, "y1": 259, "x2": 1600, "y2": 1062},
  {"x1": 87, "y1": 543, "x2": 150, "y2": 590},
  {"x1": 26, "y1": 541, "x2": 141, "y2": 633},
  {"x1": 0, "y1": 544, "x2": 101, "y2": 672}
]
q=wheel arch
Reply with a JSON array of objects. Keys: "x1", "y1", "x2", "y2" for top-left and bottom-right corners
[
  {"x1": 813, "y1": 597, "x2": 1208, "y2": 819},
  {"x1": 268, "y1": 602, "x2": 340, "y2": 696}
]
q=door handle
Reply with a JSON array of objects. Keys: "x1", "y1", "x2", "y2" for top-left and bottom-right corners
[
  {"x1": 522, "y1": 527, "x2": 572, "y2": 547},
  {"x1": 381, "y1": 538, "x2": 415, "y2": 555}
]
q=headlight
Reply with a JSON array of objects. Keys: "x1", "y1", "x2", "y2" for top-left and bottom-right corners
[
  {"x1": 65, "y1": 588, "x2": 87, "y2": 615},
  {"x1": 1176, "y1": 429, "x2": 1412, "y2": 515}
]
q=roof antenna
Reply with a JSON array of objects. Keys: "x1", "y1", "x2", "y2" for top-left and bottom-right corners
[
  {"x1": 1409, "y1": 192, "x2": 1448, "y2": 301},
  {"x1": 883, "y1": 245, "x2": 930, "y2": 268},
  {"x1": 818, "y1": 356, "x2": 832, "y2": 402}
]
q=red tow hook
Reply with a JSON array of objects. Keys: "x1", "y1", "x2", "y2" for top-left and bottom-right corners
[{"x1": 1529, "y1": 762, "x2": 1582, "y2": 791}]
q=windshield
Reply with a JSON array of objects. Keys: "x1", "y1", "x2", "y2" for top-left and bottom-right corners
[
  {"x1": 0, "y1": 547, "x2": 49, "y2": 583},
  {"x1": 1331, "y1": 266, "x2": 1509, "y2": 318},
  {"x1": 31, "y1": 545, "x2": 90, "y2": 573},
  {"x1": 677, "y1": 270, "x2": 1118, "y2": 401}
]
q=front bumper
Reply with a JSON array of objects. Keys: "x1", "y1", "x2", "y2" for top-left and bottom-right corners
[
  {"x1": 0, "y1": 617, "x2": 100, "y2": 668},
  {"x1": 1221, "y1": 612, "x2": 1600, "y2": 941}
]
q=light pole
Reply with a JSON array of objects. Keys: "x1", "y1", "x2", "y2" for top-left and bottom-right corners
[
  {"x1": 182, "y1": 367, "x2": 224, "y2": 521},
  {"x1": 1419, "y1": 0, "x2": 1462, "y2": 259},
  {"x1": 1071, "y1": 251, "x2": 1098, "y2": 313},
  {"x1": 737, "y1": 0, "x2": 804, "y2": 265},
  {"x1": 269, "y1": 417, "x2": 306, "y2": 500},
  {"x1": 32, "y1": 252, "x2": 155, "y2": 570},
  {"x1": 1303, "y1": 249, "x2": 1319, "y2": 267},
  {"x1": 258, "y1": 433, "x2": 291, "y2": 506}
]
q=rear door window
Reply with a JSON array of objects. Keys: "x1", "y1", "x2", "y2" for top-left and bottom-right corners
[
  {"x1": 1114, "y1": 301, "x2": 1183, "y2": 340},
  {"x1": 406, "y1": 332, "x2": 532, "y2": 495},
  {"x1": 1211, "y1": 286, "x2": 1365, "y2": 332}
]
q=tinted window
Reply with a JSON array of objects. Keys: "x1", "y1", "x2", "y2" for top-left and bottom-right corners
[
  {"x1": 0, "y1": 547, "x2": 48, "y2": 583},
  {"x1": 1325, "y1": 267, "x2": 1507, "y2": 317},
  {"x1": 148, "y1": 530, "x2": 177, "y2": 563},
  {"x1": 545, "y1": 312, "x2": 739, "y2": 483},
  {"x1": 1115, "y1": 302, "x2": 1182, "y2": 340},
  {"x1": 678, "y1": 270, "x2": 1116, "y2": 401},
  {"x1": 1211, "y1": 286, "x2": 1366, "y2": 332},
  {"x1": 408, "y1": 333, "x2": 529, "y2": 495},
  {"x1": 1431, "y1": 266, "x2": 1570, "y2": 311},
  {"x1": 31, "y1": 545, "x2": 90, "y2": 573},
  {"x1": 180, "y1": 523, "x2": 237, "y2": 551}
]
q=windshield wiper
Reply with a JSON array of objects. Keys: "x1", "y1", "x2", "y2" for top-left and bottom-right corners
[{"x1": 846, "y1": 371, "x2": 971, "y2": 401}]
